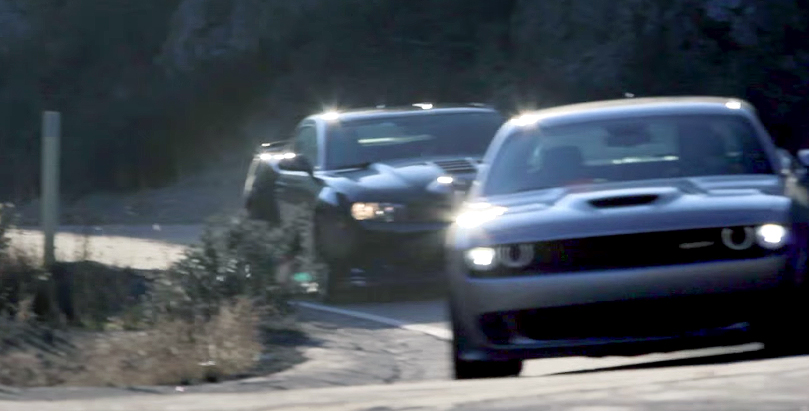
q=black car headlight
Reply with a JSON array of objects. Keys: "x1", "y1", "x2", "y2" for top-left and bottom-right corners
[
  {"x1": 463, "y1": 244, "x2": 535, "y2": 271},
  {"x1": 755, "y1": 224, "x2": 789, "y2": 250},
  {"x1": 350, "y1": 202, "x2": 404, "y2": 222}
]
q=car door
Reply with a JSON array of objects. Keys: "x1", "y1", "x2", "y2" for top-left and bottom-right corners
[{"x1": 275, "y1": 121, "x2": 321, "y2": 223}]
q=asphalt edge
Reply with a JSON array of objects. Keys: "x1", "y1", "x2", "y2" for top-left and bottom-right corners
[{"x1": 292, "y1": 301, "x2": 452, "y2": 341}]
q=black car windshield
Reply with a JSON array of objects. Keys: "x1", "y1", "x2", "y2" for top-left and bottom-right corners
[
  {"x1": 325, "y1": 112, "x2": 504, "y2": 169},
  {"x1": 482, "y1": 113, "x2": 776, "y2": 196}
]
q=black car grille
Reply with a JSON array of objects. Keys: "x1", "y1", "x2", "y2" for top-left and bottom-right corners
[
  {"x1": 479, "y1": 292, "x2": 766, "y2": 344},
  {"x1": 405, "y1": 202, "x2": 456, "y2": 223},
  {"x1": 357, "y1": 230, "x2": 446, "y2": 270},
  {"x1": 433, "y1": 159, "x2": 477, "y2": 175},
  {"x1": 470, "y1": 226, "x2": 784, "y2": 278}
]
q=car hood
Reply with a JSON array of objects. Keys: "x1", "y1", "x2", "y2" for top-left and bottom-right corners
[
  {"x1": 319, "y1": 156, "x2": 481, "y2": 202},
  {"x1": 461, "y1": 175, "x2": 793, "y2": 246}
]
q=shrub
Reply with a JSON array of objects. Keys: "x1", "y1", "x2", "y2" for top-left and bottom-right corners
[
  {"x1": 0, "y1": 209, "x2": 300, "y2": 387},
  {"x1": 143, "y1": 211, "x2": 294, "y2": 324}
]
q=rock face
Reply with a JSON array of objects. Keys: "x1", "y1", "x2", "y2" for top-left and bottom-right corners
[
  {"x1": 157, "y1": 0, "x2": 263, "y2": 72},
  {"x1": 155, "y1": 0, "x2": 322, "y2": 74},
  {"x1": 0, "y1": 0, "x2": 31, "y2": 52},
  {"x1": 1, "y1": 0, "x2": 808, "y2": 202}
]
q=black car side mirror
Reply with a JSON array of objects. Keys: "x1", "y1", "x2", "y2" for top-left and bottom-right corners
[
  {"x1": 797, "y1": 149, "x2": 809, "y2": 169},
  {"x1": 278, "y1": 154, "x2": 313, "y2": 174},
  {"x1": 776, "y1": 148, "x2": 795, "y2": 175}
]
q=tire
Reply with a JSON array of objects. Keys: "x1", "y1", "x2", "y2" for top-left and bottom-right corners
[
  {"x1": 758, "y1": 292, "x2": 809, "y2": 356},
  {"x1": 245, "y1": 172, "x2": 279, "y2": 224},
  {"x1": 310, "y1": 217, "x2": 354, "y2": 304},
  {"x1": 450, "y1": 301, "x2": 522, "y2": 380}
]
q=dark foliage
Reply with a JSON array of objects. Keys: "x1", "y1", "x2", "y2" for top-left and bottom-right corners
[{"x1": 1, "y1": 0, "x2": 809, "y2": 202}]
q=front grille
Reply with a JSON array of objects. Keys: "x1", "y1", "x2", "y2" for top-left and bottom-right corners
[
  {"x1": 405, "y1": 202, "x2": 456, "y2": 223},
  {"x1": 433, "y1": 159, "x2": 477, "y2": 174},
  {"x1": 470, "y1": 226, "x2": 783, "y2": 278},
  {"x1": 358, "y1": 230, "x2": 446, "y2": 270},
  {"x1": 479, "y1": 292, "x2": 764, "y2": 344}
]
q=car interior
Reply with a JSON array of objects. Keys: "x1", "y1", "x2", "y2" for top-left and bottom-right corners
[{"x1": 487, "y1": 118, "x2": 776, "y2": 195}]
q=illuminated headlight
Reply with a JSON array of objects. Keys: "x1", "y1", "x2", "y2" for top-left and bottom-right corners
[
  {"x1": 259, "y1": 152, "x2": 291, "y2": 162},
  {"x1": 455, "y1": 203, "x2": 507, "y2": 228},
  {"x1": 755, "y1": 224, "x2": 788, "y2": 249},
  {"x1": 350, "y1": 202, "x2": 402, "y2": 222},
  {"x1": 464, "y1": 247, "x2": 498, "y2": 270},
  {"x1": 463, "y1": 243, "x2": 535, "y2": 271}
]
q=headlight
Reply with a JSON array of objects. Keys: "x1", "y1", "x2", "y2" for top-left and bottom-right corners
[
  {"x1": 464, "y1": 247, "x2": 498, "y2": 270},
  {"x1": 455, "y1": 203, "x2": 507, "y2": 228},
  {"x1": 755, "y1": 224, "x2": 788, "y2": 249},
  {"x1": 350, "y1": 202, "x2": 402, "y2": 222},
  {"x1": 463, "y1": 243, "x2": 535, "y2": 271}
]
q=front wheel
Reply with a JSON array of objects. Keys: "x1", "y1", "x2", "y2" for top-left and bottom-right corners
[
  {"x1": 309, "y1": 219, "x2": 355, "y2": 304},
  {"x1": 245, "y1": 175, "x2": 279, "y2": 224},
  {"x1": 453, "y1": 350, "x2": 523, "y2": 380},
  {"x1": 756, "y1": 287, "x2": 809, "y2": 356},
  {"x1": 450, "y1": 303, "x2": 522, "y2": 379},
  {"x1": 314, "y1": 259, "x2": 353, "y2": 304}
]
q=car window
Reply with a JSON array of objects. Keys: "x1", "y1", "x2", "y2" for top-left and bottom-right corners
[
  {"x1": 483, "y1": 114, "x2": 775, "y2": 196},
  {"x1": 292, "y1": 125, "x2": 319, "y2": 165},
  {"x1": 325, "y1": 112, "x2": 504, "y2": 169}
]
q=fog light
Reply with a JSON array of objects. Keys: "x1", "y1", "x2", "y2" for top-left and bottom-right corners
[{"x1": 756, "y1": 224, "x2": 788, "y2": 249}]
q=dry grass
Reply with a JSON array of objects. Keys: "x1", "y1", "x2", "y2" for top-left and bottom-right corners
[
  {"x1": 0, "y1": 210, "x2": 302, "y2": 388},
  {"x1": 69, "y1": 297, "x2": 263, "y2": 386},
  {"x1": 0, "y1": 298, "x2": 266, "y2": 387}
]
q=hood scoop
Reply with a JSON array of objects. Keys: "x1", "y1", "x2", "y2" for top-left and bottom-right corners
[
  {"x1": 587, "y1": 194, "x2": 661, "y2": 208},
  {"x1": 432, "y1": 159, "x2": 477, "y2": 175}
]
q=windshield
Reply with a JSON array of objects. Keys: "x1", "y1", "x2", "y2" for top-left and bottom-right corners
[
  {"x1": 325, "y1": 112, "x2": 504, "y2": 169},
  {"x1": 482, "y1": 114, "x2": 776, "y2": 196}
]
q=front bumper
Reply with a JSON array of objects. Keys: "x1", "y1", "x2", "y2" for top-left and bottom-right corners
[
  {"x1": 450, "y1": 255, "x2": 795, "y2": 361},
  {"x1": 321, "y1": 219, "x2": 451, "y2": 286}
]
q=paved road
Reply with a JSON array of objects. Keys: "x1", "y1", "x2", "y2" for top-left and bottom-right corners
[
  {"x1": 7, "y1": 225, "x2": 202, "y2": 270},
  {"x1": 322, "y1": 299, "x2": 764, "y2": 377},
  {"x1": 4, "y1": 224, "x2": 809, "y2": 409},
  {"x1": 7, "y1": 224, "x2": 766, "y2": 376},
  {"x1": 6, "y1": 353, "x2": 809, "y2": 410}
]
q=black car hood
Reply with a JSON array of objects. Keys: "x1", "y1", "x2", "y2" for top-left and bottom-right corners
[{"x1": 319, "y1": 156, "x2": 480, "y2": 202}]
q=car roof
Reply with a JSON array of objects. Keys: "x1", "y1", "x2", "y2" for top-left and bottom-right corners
[
  {"x1": 304, "y1": 104, "x2": 500, "y2": 123},
  {"x1": 512, "y1": 96, "x2": 757, "y2": 127}
]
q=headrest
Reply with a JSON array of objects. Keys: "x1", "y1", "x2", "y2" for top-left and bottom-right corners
[
  {"x1": 541, "y1": 145, "x2": 584, "y2": 167},
  {"x1": 679, "y1": 124, "x2": 726, "y2": 157}
]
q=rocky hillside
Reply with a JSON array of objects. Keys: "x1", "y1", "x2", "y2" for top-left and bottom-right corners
[{"x1": 1, "y1": 0, "x2": 808, "y2": 205}]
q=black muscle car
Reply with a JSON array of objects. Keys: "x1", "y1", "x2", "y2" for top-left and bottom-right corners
[
  {"x1": 243, "y1": 104, "x2": 505, "y2": 302},
  {"x1": 447, "y1": 96, "x2": 809, "y2": 379}
]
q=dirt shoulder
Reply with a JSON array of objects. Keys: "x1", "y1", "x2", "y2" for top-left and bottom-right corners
[{"x1": 0, "y1": 304, "x2": 450, "y2": 403}]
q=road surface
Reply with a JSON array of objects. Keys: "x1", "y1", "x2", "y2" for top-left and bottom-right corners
[
  {"x1": 4, "y1": 224, "x2": 809, "y2": 410},
  {"x1": 7, "y1": 224, "x2": 766, "y2": 377},
  {"x1": 6, "y1": 354, "x2": 809, "y2": 410}
]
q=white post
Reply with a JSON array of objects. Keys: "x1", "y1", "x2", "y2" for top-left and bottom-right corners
[{"x1": 41, "y1": 111, "x2": 60, "y2": 268}]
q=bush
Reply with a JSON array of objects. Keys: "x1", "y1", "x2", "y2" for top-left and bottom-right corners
[
  {"x1": 143, "y1": 212, "x2": 294, "y2": 323},
  {"x1": 0, "y1": 209, "x2": 301, "y2": 387}
]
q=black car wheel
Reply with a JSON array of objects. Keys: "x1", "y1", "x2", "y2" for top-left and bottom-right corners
[
  {"x1": 245, "y1": 175, "x2": 280, "y2": 224},
  {"x1": 314, "y1": 260, "x2": 354, "y2": 304},
  {"x1": 311, "y1": 219, "x2": 355, "y2": 304},
  {"x1": 450, "y1": 301, "x2": 522, "y2": 380}
]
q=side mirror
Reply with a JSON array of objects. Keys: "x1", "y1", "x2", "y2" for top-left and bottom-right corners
[
  {"x1": 278, "y1": 154, "x2": 313, "y2": 174},
  {"x1": 797, "y1": 149, "x2": 809, "y2": 169},
  {"x1": 776, "y1": 148, "x2": 795, "y2": 175}
]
